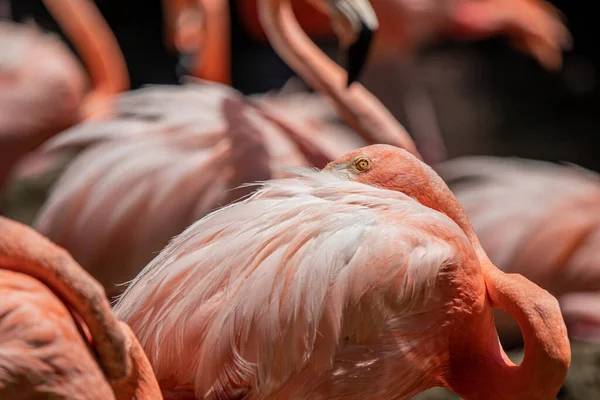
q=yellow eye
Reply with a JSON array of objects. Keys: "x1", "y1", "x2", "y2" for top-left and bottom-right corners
[{"x1": 354, "y1": 157, "x2": 371, "y2": 172}]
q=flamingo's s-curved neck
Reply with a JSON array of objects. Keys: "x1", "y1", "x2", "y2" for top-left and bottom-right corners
[
  {"x1": 473, "y1": 265, "x2": 570, "y2": 399},
  {"x1": 42, "y1": 0, "x2": 129, "y2": 117},
  {"x1": 0, "y1": 217, "x2": 130, "y2": 381},
  {"x1": 376, "y1": 152, "x2": 569, "y2": 398},
  {"x1": 257, "y1": 0, "x2": 421, "y2": 159}
]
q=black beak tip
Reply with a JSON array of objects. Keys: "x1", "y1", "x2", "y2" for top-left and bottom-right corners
[{"x1": 345, "y1": 21, "x2": 375, "y2": 87}]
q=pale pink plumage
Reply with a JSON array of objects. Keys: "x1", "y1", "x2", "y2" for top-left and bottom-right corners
[
  {"x1": 112, "y1": 168, "x2": 477, "y2": 398},
  {"x1": 34, "y1": 81, "x2": 365, "y2": 296},
  {"x1": 0, "y1": 22, "x2": 86, "y2": 192},
  {"x1": 0, "y1": 0, "x2": 129, "y2": 194},
  {"x1": 438, "y1": 156, "x2": 600, "y2": 343}
]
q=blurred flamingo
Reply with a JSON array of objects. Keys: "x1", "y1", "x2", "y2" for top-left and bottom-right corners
[
  {"x1": 0, "y1": 0, "x2": 128, "y2": 194},
  {"x1": 163, "y1": 0, "x2": 231, "y2": 84},
  {"x1": 438, "y1": 156, "x2": 600, "y2": 347},
  {"x1": 113, "y1": 144, "x2": 570, "y2": 399},
  {"x1": 238, "y1": 0, "x2": 570, "y2": 68},
  {"x1": 233, "y1": 0, "x2": 572, "y2": 163},
  {"x1": 0, "y1": 216, "x2": 160, "y2": 399},
  {"x1": 33, "y1": 0, "x2": 420, "y2": 298}
]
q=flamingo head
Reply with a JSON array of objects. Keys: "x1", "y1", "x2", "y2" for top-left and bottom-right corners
[{"x1": 323, "y1": 144, "x2": 434, "y2": 190}]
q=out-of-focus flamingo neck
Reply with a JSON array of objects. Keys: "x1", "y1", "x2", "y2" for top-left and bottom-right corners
[
  {"x1": 257, "y1": 0, "x2": 422, "y2": 159},
  {"x1": 42, "y1": 0, "x2": 129, "y2": 118},
  {"x1": 194, "y1": 0, "x2": 231, "y2": 84}
]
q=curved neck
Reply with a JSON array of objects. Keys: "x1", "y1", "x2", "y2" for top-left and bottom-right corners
[
  {"x1": 375, "y1": 152, "x2": 491, "y2": 262},
  {"x1": 42, "y1": 0, "x2": 129, "y2": 117},
  {"x1": 258, "y1": 0, "x2": 421, "y2": 159},
  {"x1": 363, "y1": 151, "x2": 569, "y2": 397},
  {"x1": 0, "y1": 217, "x2": 130, "y2": 381},
  {"x1": 450, "y1": 267, "x2": 570, "y2": 399},
  {"x1": 110, "y1": 322, "x2": 162, "y2": 399}
]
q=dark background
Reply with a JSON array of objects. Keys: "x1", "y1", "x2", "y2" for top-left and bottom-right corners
[{"x1": 4, "y1": 0, "x2": 598, "y2": 169}]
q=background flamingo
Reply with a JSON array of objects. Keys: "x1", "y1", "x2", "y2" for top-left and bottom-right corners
[
  {"x1": 0, "y1": 0, "x2": 128, "y2": 195},
  {"x1": 0, "y1": 216, "x2": 160, "y2": 399},
  {"x1": 436, "y1": 156, "x2": 600, "y2": 348},
  {"x1": 231, "y1": 0, "x2": 572, "y2": 164},
  {"x1": 113, "y1": 144, "x2": 569, "y2": 399},
  {"x1": 31, "y1": 0, "x2": 420, "y2": 298}
]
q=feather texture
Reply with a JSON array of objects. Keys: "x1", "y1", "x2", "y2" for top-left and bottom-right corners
[
  {"x1": 113, "y1": 169, "x2": 482, "y2": 399},
  {"x1": 438, "y1": 156, "x2": 600, "y2": 274},
  {"x1": 34, "y1": 81, "x2": 364, "y2": 296}
]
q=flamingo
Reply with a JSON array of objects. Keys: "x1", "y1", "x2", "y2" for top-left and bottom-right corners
[
  {"x1": 0, "y1": 216, "x2": 160, "y2": 399},
  {"x1": 0, "y1": 0, "x2": 128, "y2": 194},
  {"x1": 32, "y1": 0, "x2": 419, "y2": 298},
  {"x1": 232, "y1": 0, "x2": 571, "y2": 163},
  {"x1": 437, "y1": 156, "x2": 600, "y2": 347},
  {"x1": 112, "y1": 144, "x2": 570, "y2": 399},
  {"x1": 237, "y1": 0, "x2": 571, "y2": 69}
]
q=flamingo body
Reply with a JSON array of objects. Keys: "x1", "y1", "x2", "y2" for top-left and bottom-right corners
[
  {"x1": 113, "y1": 167, "x2": 483, "y2": 398},
  {"x1": 34, "y1": 81, "x2": 364, "y2": 296},
  {"x1": 114, "y1": 145, "x2": 570, "y2": 399},
  {"x1": 0, "y1": 22, "x2": 86, "y2": 192}
]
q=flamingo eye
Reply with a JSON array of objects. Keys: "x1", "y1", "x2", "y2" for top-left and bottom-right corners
[{"x1": 354, "y1": 156, "x2": 371, "y2": 172}]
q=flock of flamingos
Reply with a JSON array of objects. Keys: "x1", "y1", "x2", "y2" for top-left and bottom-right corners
[{"x1": 1, "y1": 0, "x2": 598, "y2": 399}]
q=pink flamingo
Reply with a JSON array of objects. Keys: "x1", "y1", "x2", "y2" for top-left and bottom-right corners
[
  {"x1": 234, "y1": 0, "x2": 572, "y2": 164},
  {"x1": 0, "y1": 0, "x2": 128, "y2": 194},
  {"x1": 438, "y1": 156, "x2": 600, "y2": 346},
  {"x1": 0, "y1": 216, "x2": 160, "y2": 399},
  {"x1": 113, "y1": 144, "x2": 570, "y2": 399},
  {"x1": 33, "y1": 0, "x2": 419, "y2": 298}
]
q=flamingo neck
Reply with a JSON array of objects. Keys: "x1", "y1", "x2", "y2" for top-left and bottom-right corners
[
  {"x1": 0, "y1": 217, "x2": 130, "y2": 380},
  {"x1": 196, "y1": 0, "x2": 231, "y2": 84},
  {"x1": 367, "y1": 153, "x2": 491, "y2": 262},
  {"x1": 447, "y1": 264, "x2": 570, "y2": 399},
  {"x1": 257, "y1": 0, "x2": 421, "y2": 159},
  {"x1": 352, "y1": 149, "x2": 569, "y2": 397},
  {"x1": 169, "y1": 0, "x2": 231, "y2": 84},
  {"x1": 109, "y1": 322, "x2": 162, "y2": 399},
  {"x1": 42, "y1": 0, "x2": 129, "y2": 118}
]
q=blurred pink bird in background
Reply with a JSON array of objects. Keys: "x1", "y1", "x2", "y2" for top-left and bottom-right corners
[
  {"x1": 0, "y1": 0, "x2": 128, "y2": 194},
  {"x1": 32, "y1": 0, "x2": 421, "y2": 298},
  {"x1": 237, "y1": 0, "x2": 572, "y2": 164},
  {"x1": 438, "y1": 156, "x2": 600, "y2": 348},
  {"x1": 0, "y1": 216, "x2": 160, "y2": 399},
  {"x1": 113, "y1": 144, "x2": 570, "y2": 400}
]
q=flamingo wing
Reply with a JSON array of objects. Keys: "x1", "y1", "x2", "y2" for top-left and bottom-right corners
[
  {"x1": 113, "y1": 169, "x2": 476, "y2": 398},
  {"x1": 41, "y1": 82, "x2": 238, "y2": 153},
  {"x1": 33, "y1": 95, "x2": 279, "y2": 295}
]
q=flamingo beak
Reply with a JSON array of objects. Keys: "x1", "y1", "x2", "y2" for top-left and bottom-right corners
[
  {"x1": 321, "y1": 0, "x2": 379, "y2": 87},
  {"x1": 345, "y1": 19, "x2": 376, "y2": 87}
]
